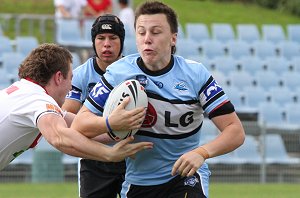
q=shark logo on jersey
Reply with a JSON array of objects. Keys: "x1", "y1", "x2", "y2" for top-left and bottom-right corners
[
  {"x1": 174, "y1": 81, "x2": 188, "y2": 92},
  {"x1": 184, "y1": 176, "x2": 199, "y2": 187},
  {"x1": 203, "y1": 80, "x2": 222, "y2": 102}
]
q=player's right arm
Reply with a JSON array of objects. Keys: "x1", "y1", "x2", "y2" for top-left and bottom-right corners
[
  {"x1": 71, "y1": 97, "x2": 146, "y2": 138},
  {"x1": 38, "y1": 113, "x2": 153, "y2": 162},
  {"x1": 62, "y1": 99, "x2": 82, "y2": 114}
]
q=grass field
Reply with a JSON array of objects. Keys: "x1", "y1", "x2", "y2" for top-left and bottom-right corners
[{"x1": 1, "y1": 183, "x2": 300, "y2": 198}]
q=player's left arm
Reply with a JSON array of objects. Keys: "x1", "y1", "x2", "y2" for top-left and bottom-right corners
[{"x1": 172, "y1": 108, "x2": 245, "y2": 177}]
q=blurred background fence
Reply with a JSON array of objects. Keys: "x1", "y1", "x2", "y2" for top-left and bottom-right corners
[{"x1": 1, "y1": 0, "x2": 300, "y2": 184}]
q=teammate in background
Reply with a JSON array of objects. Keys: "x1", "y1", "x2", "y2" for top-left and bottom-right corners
[
  {"x1": 0, "y1": 43, "x2": 153, "y2": 171},
  {"x1": 118, "y1": 0, "x2": 135, "y2": 37},
  {"x1": 62, "y1": 14, "x2": 126, "y2": 198},
  {"x1": 71, "y1": 1, "x2": 245, "y2": 198},
  {"x1": 85, "y1": 0, "x2": 112, "y2": 18}
]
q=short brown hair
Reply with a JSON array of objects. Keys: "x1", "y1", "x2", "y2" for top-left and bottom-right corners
[
  {"x1": 134, "y1": 1, "x2": 178, "y2": 54},
  {"x1": 18, "y1": 43, "x2": 72, "y2": 86}
]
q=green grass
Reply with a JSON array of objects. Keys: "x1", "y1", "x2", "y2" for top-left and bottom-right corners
[
  {"x1": 1, "y1": 183, "x2": 300, "y2": 198},
  {"x1": 1, "y1": 0, "x2": 300, "y2": 42}
]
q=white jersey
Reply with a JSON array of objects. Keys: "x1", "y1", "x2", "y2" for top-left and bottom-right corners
[{"x1": 0, "y1": 79, "x2": 64, "y2": 170}]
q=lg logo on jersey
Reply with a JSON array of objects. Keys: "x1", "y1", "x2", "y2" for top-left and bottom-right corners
[
  {"x1": 165, "y1": 111, "x2": 194, "y2": 127},
  {"x1": 101, "y1": 24, "x2": 112, "y2": 30}
]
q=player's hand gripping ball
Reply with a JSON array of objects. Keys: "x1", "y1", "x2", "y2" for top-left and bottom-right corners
[{"x1": 103, "y1": 79, "x2": 148, "y2": 141}]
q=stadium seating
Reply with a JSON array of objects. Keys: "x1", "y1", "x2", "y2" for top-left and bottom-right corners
[
  {"x1": 267, "y1": 86, "x2": 294, "y2": 105},
  {"x1": 262, "y1": 24, "x2": 286, "y2": 44},
  {"x1": 0, "y1": 36, "x2": 13, "y2": 57},
  {"x1": 262, "y1": 56, "x2": 291, "y2": 75},
  {"x1": 176, "y1": 38, "x2": 201, "y2": 57},
  {"x1": 227, "y1": 70, "x2": 255, "y2": 90},
  {"x1": 251, "y1": 40, "x2": 278, "y2": 59},
  {"x1": 280, "y1": 71, "x2": 300, "y2": 88},
  {"x1": 254, "y1": 70, "x2": 281, "y2": 91},
  {"x1": 200, "y1": 40, "x2": 226, "y2": 58},
  {"x1": 243, "y1": 86, "x2": 268, "y2": 112},
  {"x1": 236, "y1": 24, "x2": 260, "y2": 44},
  {"x1": 226, "y1": 40, "x2": 252, "y2": 59},
  {"x1": 2, "y1": 52, "x2": 26, "y2": 82},
  {"x1": 82, "y1": 19, "x2": 94, "y2": 42},
  {"x1": 234, "y1": 135, "x2": 262, "y2": 164},
  {"x1": 71, "y1": 52, "x2": 82, "y2": 69},
  {"x1": 258, "y1": 101, "x2": 285, "y2": 128},
  {"x1": 284, "y1": 103, "x2": 300, "y2": 128},
  {"x1": 55, "y1": 19, "x2": 90, "y2": 48},
  {"x1": 287, "y1": 24, "x2": 300, "y2": 44},
  {"x1": 185, "y1": 23, "x2": 210, "y2": 42},
  {"x1": 211, "y1": 23, "x2": 235, "y2": 43},
  {"x1": 277, "y1": 40, "x2": 300, "y2": 60},
  {"x1": 210, "y1": 56, "x2": 239, "y2": 75},
  {"x1": 15, "y1": 36, "x2": 39, "y2": 56},
  {"x1": 237, "y1": 56, "x2": 264, "y2": 75},
  {"x1": 265, "y1": 134, "x2": 300, "y2": 164},
  {"x1": 123, "y1": 37, "x2": 138, "y2": 56}
]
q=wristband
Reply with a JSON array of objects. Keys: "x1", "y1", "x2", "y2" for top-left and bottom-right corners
[
  {"x1": 105, "y1": 117, "x2": 113, "y2": 134},
  {"x1": 192, "y1": 147, "x2": 210, "y2": 159}
]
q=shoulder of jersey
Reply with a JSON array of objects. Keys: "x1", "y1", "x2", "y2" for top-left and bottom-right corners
[{"x1": 103, "y1": 79, "x2": 148, "y2": 141}]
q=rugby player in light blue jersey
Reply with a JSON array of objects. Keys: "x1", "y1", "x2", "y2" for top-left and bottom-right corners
[{"x1": 71, "y1": 1, "x2": 245, "y2": 198}]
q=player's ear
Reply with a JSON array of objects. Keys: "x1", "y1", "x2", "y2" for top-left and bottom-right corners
[{"x1": 54, "y1": 71, "x2": 63, "y2": 85}]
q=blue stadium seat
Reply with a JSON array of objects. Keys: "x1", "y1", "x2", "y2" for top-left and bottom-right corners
[
  {"x1": 226, "y1": 40, "x2": 252, "y2": 59},
  {"x1": 251, "y1": 40, "x2": 277, "y2": 60},
  {"x1": 200, "y1": 40, "x2": 226, "y2": 59},
  {"x1": 265, "y1": 134, "x2": 299, "y2": 164},
  {"x1": 243, "y1": 86, "x2": 268, "y2": 109},
  {"x1": 0, "y1": 36, "x2": 13, "y2": 57},
  {"x1": 15, "y1": 36, "x2": 39, "y2": 56},
  {"x1": 185, "y1": 23, "x2": 210, "y2": 42},
  {"x1": 82, "y1": 19, "x2": 94, "y2": 42},
  {"x1": 277, "y1": 40, "x2": 300, "y2": 60},
  {"x1": 280, "y1": 71, "x2": 300, "y2": 88},
  {"x1": 176, "y1": 38, "x2": 201, "y2": 57},
  {"x1": 236, "y1": 24, "x2": 260, "y2": 44},
  {"x1": 290, "y1": 57, "x2": 300, "y2": 73},
  {"x1": 237, "y1": 56, "x2": 264, "y2": 75},
  {"x1": 211, "y1": 23, "x2": 235, "y2": 43},
  {"x1": 284, "y1": 103, "x2": 300, "y2": 128},
  {"x1": 2, "y1": 52, "x2": 26, "y2": 82},
  {"x1": 123, "y1": 37, "x2": 138, "y2": 56},
  {"x1": 267, "y1": 86, "x2": 294, "y2": 105},
  {"x1": 227, "y1": 70, "x2": 255, "y2": 90},
  {"x1": 210, "y1": 56, "x2": 239, "y2": 75},
  {"x1": 254, "y1": 70, "x2": 281, "y2": 91},
  {"x1": 287, "y1": 24, "x2": 300, "y2": 44},
  {"x1": 71, "y1": 52, "x2": 82, "y2": 69},
  {"x1": 262, "y1": 24, "x2": 286, "y2": 44},
  {"x1": 234, "y1": 135, "x2": 262, "y2": 164},
  {"x1": 258, "y1": 101, "x2": 285, "y2": 128},
  {"x1": 262, "y1": 56, "x2": 291, "y2": 75},
  {"x1": 55, "y1": 19, "x2": 90, "y2": 48}
]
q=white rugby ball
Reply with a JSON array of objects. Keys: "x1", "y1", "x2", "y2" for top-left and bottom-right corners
[{"x1": 103, "y1": 79, "x2": 148, "y2": 141}]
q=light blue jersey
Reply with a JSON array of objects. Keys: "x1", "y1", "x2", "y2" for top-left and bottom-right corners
[
  {"x1": 85, "y1": 54, "x2": 230, "y2": 187},
  {"x1": 66, "y1": 57, "x2": 104, "y2": 113}
]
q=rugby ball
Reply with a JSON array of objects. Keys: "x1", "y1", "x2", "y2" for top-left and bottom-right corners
[{"x1": 103, "y1": 79, "x2": 148, "y2": 141}]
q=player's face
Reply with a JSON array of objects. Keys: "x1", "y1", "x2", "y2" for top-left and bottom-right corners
[
  {"x1": 95, "y1": 33, "x2": 121, "y2": 68},
  {"x1": 136, "y1": 14, "x2": 177, "y2": 71}
]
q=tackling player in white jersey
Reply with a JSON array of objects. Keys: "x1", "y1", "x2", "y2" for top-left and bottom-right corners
[{"x1": 0, "y1": 43, "x2": 153, "y2": 171}]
